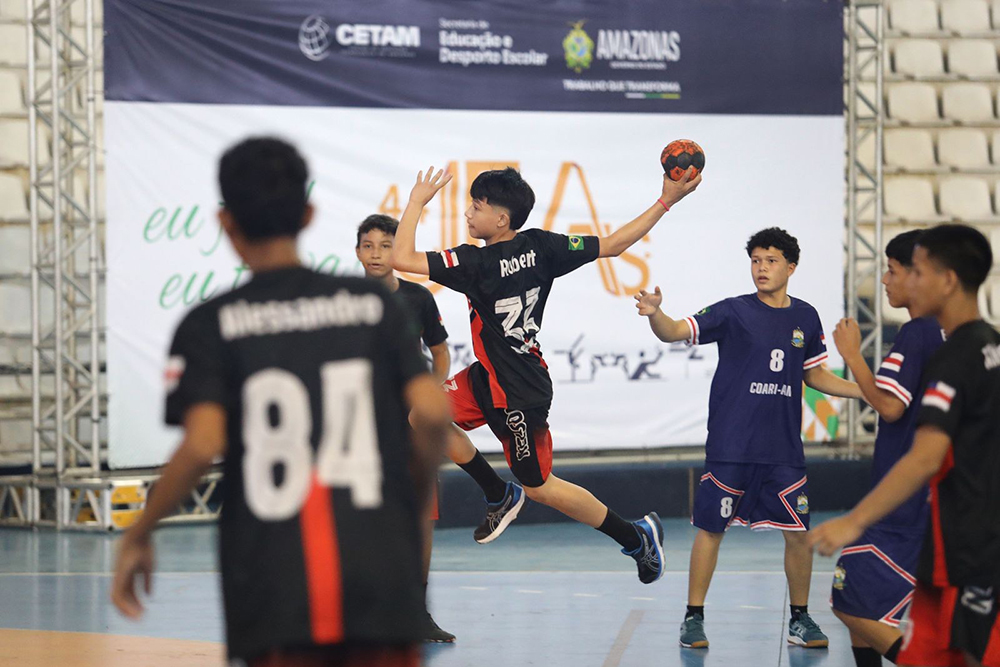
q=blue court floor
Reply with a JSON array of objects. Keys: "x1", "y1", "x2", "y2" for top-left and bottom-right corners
[{"x1": 0, "y1": 514, "x2": 856, "y2": 666}]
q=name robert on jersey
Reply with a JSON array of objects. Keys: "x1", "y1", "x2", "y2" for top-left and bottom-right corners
[
  {"x1": 218, "y1": 292, "x2": 384, "y2": 341},
  {"x1": 749, "y1": 382, "x2": 793, "y2": 397},
  {"x1": 500, "y1": 250, "x2": 537, "y2": 278}
]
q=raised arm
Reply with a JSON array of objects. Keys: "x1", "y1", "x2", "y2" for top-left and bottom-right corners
[
  {"x1": 391, "y1": 166, "x2": 453, "y2": 276},
  {"x1": 599, "y1": 169, "x2": 702, "y2": 258},
  {"x1": 634, "y1": 286, "x2": 692, "y2": 343},
  {"x1": 833, "y1": 318, "x2": 904, "y2": 421}
]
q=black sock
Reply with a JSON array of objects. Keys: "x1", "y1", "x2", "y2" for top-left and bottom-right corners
[
  {"x1": 851, "y1": 647, "x2": 882, "y2": 667},
  {"x1": 884, "y1": 637, "x2": 903, "y2": 664},
  {"x1": 790, "y1": 604, "x2": 808, "y2": 620},
  {"x1": 597, "y1": 508, "x2": 641, "y2": 552},
  {"x1": 685, "y1": 605, "x2": 705, "y2": 620},
  {"x1": 458, "y1": 451, "x2": 507, "y2": 503}
]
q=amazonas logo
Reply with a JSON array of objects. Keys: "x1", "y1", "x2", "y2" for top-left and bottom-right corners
[
  {"x1": 563, "y1": 21, "x2": 595, "y2": 73},
  {"x1": 377, "y1": 160, "x2": 651, "y2": 299}
]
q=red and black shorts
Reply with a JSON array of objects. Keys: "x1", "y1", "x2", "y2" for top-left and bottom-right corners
[
  {"x1": 248, "y1": 643, "x2": 419, "y2": 667},
  {"x1": 444, "y1": 363, "x2": 553, "y2": 488},
  {"x1": 900, "y1": 582, "x2": 1000, "y2": 667}
]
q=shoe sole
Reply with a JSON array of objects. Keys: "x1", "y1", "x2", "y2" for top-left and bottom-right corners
[
  {"x1": 787, "y1": 636, "x2": 829, "y2": 648},
  {"x1": 424, "y1": 637, "x2": 457, "y2": 644},
  {"x1": 679, "y1": 640, "x2": 709, "y2": 649},
  {"x1": 475, "y1": 488, "x2": 525, "y2": 544},
  {"x1": 641, "y1": 512, "x2": 666, "y2": 584}
]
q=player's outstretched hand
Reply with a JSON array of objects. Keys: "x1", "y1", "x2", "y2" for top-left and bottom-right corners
[
  {"x1": 111, "y1": 533, "x2": 154, "y2": 620},
  {"x1": 833, "y1": 318, "x2": 862, "y2": 360},
  {"x1": 660, "y1": 168, "x2": 702, "y2": 208},
  {"x1": 635, "y1": 287, "x2": 663, "y2": 316},
  {"x1": 409, "y1": 166, "x2": 453, "y2": 207},
  {"x1": 808, "y1": 515, "x2": 862, "y2": 557}
]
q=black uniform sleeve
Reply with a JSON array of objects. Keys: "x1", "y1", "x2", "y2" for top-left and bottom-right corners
[
  {"x1": 916, "y1": 352, "x2": 966, "y2": 439},
  {"x1": 541, "y1": 231, "x2": 601, "y2": 278},
  {"x1": 379, "y1": 290, "x2": 431, "y2": 388},
  {"x1": 164, "y1": 306, "x2": 230, "y2": 426},
  {"x1": 419, "y1": 291, "x2": 449, "y2": 348},
  {"x1": 426, "y1": 245, "x2": 483, "y2": 294}
]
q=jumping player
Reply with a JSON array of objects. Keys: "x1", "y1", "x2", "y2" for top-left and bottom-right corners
[
  {"x1": 391, "y1": 164, "x2": 701, "y2": 582},
  {"x1": 829, "y1": 230, "x2": 943, "y2": 667},
  {"x1": 634, "y1": 227, "x2": 864, "y2": 649},
  {"x1": 111, "y1": 138, "x2": 452, "y2": 667},
  {"x1": 813, "y1": 224, "x2": 1000, "y2": 667},
  {"x1": 356, "y1": 213, "x2": 455, "y2": 643}
]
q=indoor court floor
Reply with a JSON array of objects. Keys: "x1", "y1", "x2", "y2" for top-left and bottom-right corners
[{"x1": 0, "y1": 514, "x2": 856, "y2": 667}]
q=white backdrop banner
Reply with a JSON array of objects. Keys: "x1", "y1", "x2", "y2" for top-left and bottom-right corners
[{"x1": 103, "y1": 1, "x2": 844, "y2": 468}]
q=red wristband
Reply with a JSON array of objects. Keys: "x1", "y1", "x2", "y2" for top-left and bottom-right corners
[{"x1": 657, "y1": 198, "x2": 670, "y2": 211}]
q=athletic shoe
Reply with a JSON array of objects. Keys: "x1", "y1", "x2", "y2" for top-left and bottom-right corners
[
  {"x1": 623, "y1": 512, "x2": 665, "y2": 584},
  {"x1": 473, "y1": 482, "x2": 525, "y2": 544},
  {"x1": 679, "y1": 615, "x2": 709, "y2": 649},
  {"x1": 422, "y1": 612, "x2": 456, "y2": 643},
  {"x1": 788, "y1": 612, "x2": 829, "y2": 648}
]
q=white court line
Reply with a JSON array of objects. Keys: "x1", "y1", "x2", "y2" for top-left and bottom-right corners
[
  {"x1": 574, "y1": 593, "x2": 600, "y2": 598},
  {"x1": 460, "y1": 586, "x2": 488, "y2": 591},
  {"x1": 517, "y1": 589, "x2": 543, "y2": 594},
  {"x1": 629, "y1": 597, "x2": 655, "y2": 601}
]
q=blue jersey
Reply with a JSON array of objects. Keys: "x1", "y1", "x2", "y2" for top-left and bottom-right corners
[
  {"x1": 687, "y1": 294, "x2": 828, "y2": 466},
  {"x1": 871, "y1": 317, "x2": 944, "y2": 531}
]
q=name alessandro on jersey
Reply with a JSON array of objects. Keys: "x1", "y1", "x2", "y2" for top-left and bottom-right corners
[{"x1": 749, "y1": 381, "x2": 793, "y2": 397}]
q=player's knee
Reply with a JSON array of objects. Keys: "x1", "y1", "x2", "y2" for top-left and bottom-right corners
[
  {"x1": 783, "y1": 530, "x2": 810, "y2": 546},
  {"x1": 521, "y1": 476, "x2": 553, "y2": 502}
]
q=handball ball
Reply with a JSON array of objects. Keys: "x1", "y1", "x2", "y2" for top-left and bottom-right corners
[{"x1": 660, "y1": 140, "x2": 705, "y2": 181}]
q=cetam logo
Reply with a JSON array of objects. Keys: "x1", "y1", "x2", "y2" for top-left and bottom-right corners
[{"x1": 299, "y1": 15, "x2": 332, "y2": 61}]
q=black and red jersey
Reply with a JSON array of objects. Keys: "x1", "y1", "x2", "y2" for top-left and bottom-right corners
[
  {"x1": 915, "y1": 319, "x2": 1000, "y2": 588},
  {"x1": 164, "y1": 266, "x2": 429, "y2": 661},
  {"x1": 426, "y1": 229, "x2": 599, "y2": 409}
]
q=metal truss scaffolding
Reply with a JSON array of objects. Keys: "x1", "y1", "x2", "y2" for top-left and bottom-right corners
[
  {"x1": 844, "y1": 0, "x2": 886, "y2": 455},
  {"x1": 24, "y1": 0, "x2": 104, "y2": 526}
]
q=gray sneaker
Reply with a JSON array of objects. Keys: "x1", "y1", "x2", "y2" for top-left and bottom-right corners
[
  {"x1": 788, "y1": 612, "x2": 829, "y2": 648},
  {"x1": 679, "y1": 615, "x2": 709, "y2": 649}
]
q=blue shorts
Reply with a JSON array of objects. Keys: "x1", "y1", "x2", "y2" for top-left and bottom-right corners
[
  {"x1": 692, "y1": 463, "x2": 810, "y2": 533},
  {"x1": 830, "y1": 524, "x2": 921, "y2": 627}
]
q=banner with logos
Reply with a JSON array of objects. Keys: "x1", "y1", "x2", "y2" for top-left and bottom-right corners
[{"x1": 103, "y1": 0, "x2": 844, "y2": 468}]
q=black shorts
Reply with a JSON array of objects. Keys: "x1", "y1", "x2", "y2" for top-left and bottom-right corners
[
  {"x1": 444, "y1": 363, "x2": 552, "y2": 488},
  {"x1": 899, "y1": 582, "x2": 1000, "y2": 667}
]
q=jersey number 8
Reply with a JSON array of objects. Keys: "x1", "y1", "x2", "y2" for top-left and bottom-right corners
[
  {"x1": 769, "y1": 349, "x2": 785, "y2": 372},
  {"x1": 242, "y1": 360, "x2": 382, "y2": 521}
]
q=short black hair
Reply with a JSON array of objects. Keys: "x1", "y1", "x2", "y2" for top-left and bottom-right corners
[
  {"x1": 470, "y1": 167, "x2": 535, "y2": 231},
  {"x1": 218, "y1": 137, "x2": 309, "y2": 241},
  {"x1": 356, "y1": 214, "x2": 398, "y2": 248},
  {"x1": 885, "y1": 230, "x2": 923, "y2": 267},
  {"x1": 746, "y1": 227, "x2": 800, "y2": 265},
  {"x1": 916, "y1": 223, "x2": 993, "y2": 292}
]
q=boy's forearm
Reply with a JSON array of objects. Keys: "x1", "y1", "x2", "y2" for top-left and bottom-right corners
[
  {"x1": 127, "y1": 444, "x2": 216, "y2": 542},
  {"x1": 648, "y1": 309, "x2": 689, "y2": 343},
  {"x1": 804, "y1": 367, "x2": 863, "y2": 399},
  {"x1": 430, "y1": 344, "x2": 450, "y2": 384},
  {"x1": 848, "y1": 433, "x2": 947, "y2": 529},
  {"x1": 601, "y1": 204, "x2": 665, "y2": 258},
  {"x1": 844, "y1": 352, "x2": 904, "y2": 419}
]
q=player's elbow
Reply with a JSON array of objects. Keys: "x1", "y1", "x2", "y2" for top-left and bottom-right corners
[
  {"x1": 599, "y1": 236, "x2": 624, "y2": 258},
  {"x1": 879, "y1": 402, "x2": 906, "y2": 424}
]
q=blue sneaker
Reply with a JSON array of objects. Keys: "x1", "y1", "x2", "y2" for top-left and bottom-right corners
[
  {"x1": 474, "y1": 482, "x2": 525, "y2": 544},
  {"x1": 788, "y1": 612, "x2": 829, "y2": 648},
  {"x1": 679, "y1": 614, "x2": 709, "y2": 648},
  {"x1": 623, "y1": 512, "x2": 665, "y2": 584}
]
